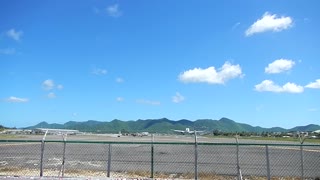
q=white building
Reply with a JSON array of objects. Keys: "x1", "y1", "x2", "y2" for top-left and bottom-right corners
[{"x1": 33, "y1": 128, "x2": 80, "y2": 135}]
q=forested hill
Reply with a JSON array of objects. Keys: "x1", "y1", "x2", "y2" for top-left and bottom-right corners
[
  {"x1": 0, "y1": 125, "x2": 9, "y2": 131},
  {"x1": 24, "y1": 118, "x2": 320, "y2": 134}
]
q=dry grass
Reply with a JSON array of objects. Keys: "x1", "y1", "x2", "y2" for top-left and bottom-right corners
[
  {"x1": 0, "y1": 134, "x2": 27, "y2": 139},
  {"x1": 0, "y1": 167, "x2": 39, "y2": 176},
  {"x1": 0, "y1": 167, "x2": 318, "y2": 180}
]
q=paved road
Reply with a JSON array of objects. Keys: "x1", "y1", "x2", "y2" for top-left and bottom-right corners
[{"x1": 0, "y1": 135, "x2": 320, "y2": 179}]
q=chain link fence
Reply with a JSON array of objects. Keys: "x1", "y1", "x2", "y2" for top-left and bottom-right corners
[{"x1": 1, "y1": 137, "x2": 320, "y2": 179}]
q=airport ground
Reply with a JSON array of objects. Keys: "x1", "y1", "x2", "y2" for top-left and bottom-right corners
[{"x1": 0, "y1": 134, "x2": 320, "y2": 179}]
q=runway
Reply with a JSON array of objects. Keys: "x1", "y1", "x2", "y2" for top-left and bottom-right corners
[{"x1": 0, "y1": 135, "x2": 319, "y2": 179}]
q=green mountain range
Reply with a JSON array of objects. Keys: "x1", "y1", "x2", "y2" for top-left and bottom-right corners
[
  {"x1": 0, "y1": 125, "x2": 7, "y2": 131},
  {"x1": 24, "y1": 118, "x2": 320, "y2": 134}
]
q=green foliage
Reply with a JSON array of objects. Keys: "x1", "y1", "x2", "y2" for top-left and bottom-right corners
[
  {"x1": 289, "y1": 124, "x2": 320, "y2": 132},
  {"x1": 0, "y1": 125, "x2": 8, "y2": 131},
  {"x1": 24, "y1": 118, "x2": 320, "y2": 134}
]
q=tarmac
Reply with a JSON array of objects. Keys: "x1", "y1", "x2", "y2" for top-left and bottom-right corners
[{"x1": 1, "y1": 134, "x2": 320, "y2": 179}]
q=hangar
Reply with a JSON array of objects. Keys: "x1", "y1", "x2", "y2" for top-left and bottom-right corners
[{"x1": 33, "y1": 128, "x2": 80, "y2": 135}]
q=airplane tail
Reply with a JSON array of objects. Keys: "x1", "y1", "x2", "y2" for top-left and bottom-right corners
[{"x1": 186, "y1": 128, "x2": 190, "y2": 132}]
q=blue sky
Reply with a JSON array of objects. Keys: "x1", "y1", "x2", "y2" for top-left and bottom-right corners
[{"x1": 1, "y1": 0, "x2": 319, "y2": 128}]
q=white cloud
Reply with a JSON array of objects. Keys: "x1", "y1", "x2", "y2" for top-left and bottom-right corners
[
  {"x1": 116, "y1": 97, "x2": 124, "y2": 102},
  {"x1": 47, "y1": 92, "x2": 56, "y2": 99},
  {"x1": 6, "y1": 29, "x2": 23, "y2": 41},
  {"x1": 106, "y1": 4, "x2": 122, "y2": 17},
  {"x1": 42, "y1": 79, "x2": 63, "y2": 91},
  {"x1": 265, "y1": 59, "x2": 295, "y2": 74},
  {"x1": 42, "y1": 79, "x2": 55, "y2": 90},
  {"x1": 116, "y1": 78, "x2": 124, "y2": 83},
  {"x1": 6, "y1": 96, "x2": 29, "y2": 103},
  {"x1": 305, "y1": 79, "x2": 320, "y2": 89},
  {"x1": 92, "y1": 68, "x2": 107, "y2": 75},
  {"x1": 172, "y1": 92, "x2": 185, "y2": 103},
  {"x1": 0, "y1": 48, "x2": 15, "y2": 55},
  {"x1": 57, "y1": 84, "x2": 64, "y2": 90},
  {"x1": 255, "y1": 80, "x2": 304, "y2": 93},
  {"x1": 245, "y1": 12, "x2": 293, "y2": 36},
  {"x1": 136, "y1": 99, "x2": 160, "y2": 106},
  {"x1": 179, "y1": 61, "x2": 243, "y2": 84},
  {"x1": 282, "y1": 82, "x2": 304, "y2": 93}
]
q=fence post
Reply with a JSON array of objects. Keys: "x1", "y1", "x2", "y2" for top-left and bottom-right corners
[
  {"x1": 40, "y1": 130, "x2": 48, "y2": 177},
  {"x1": 299, "y1": 133, "x2": 306, "y2": 180},
  {"x1": 107, "y1": 143, "x2": 112, "y2": 177},
  {"x1": 40, "y1": 141, "x2": 45, "y2": 177},
  {"x1": 300, "y1": 145, "x2": 304, "y2": 180},
  {"x1": 194, "y1": 131, "x2": 198, "y2": 180},
  {"x1": 235, "y1": 135, "x2": 242, "y2": 180},
  {"x1": 61, "y1": 134, "x2": 67, "y2": 177},
  {"x1": 151, "y1": 134, "x2": 154, "y2": 179},
  {"x1": 265, "y1": 145, "x2": 271, "y2": 180}
]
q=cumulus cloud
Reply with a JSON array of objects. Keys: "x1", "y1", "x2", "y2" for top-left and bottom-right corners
[
  {"x1": 42, "y1": 79, "x2": 55, "y2": 90},
  {"x1": 172, "y1": 92, "x2": 185, "y2": 103},
  {"x1": 42, "y1": 79, "x2": 63, "y2": 91},
  {"x1": 245, "y1": 12, "x2": 293, "y2": 36},
  {"x1": 265, "y1": 59, "x2": 295, "y2": 74},
  {"x1": 305, "y1": 79, "x2": 320, "y2": 89},
  {"x1": 92, "y1": 68, "x2": 107, "y2": 75},
  {"x1": 106, "y1": 4, "x2": 122, "y2": 17},
  {"x1": 0, "y1": 48, "x2": 15, "y2": 55},
  {"x1": 6, "y1": 29, "x2": 23, "y2": 41},
  {"x1": 136, "y1": 99, "x2": 161, "y2": 106},
  {"x1": 179, "y1": 61, "x2": 243, "y2": 84},
  {"x1": 255, "y1": 80, "x2": 303, "y2": 93},
  {"x1": 47, "y1": 92, "x2": 56, "y2": 99},
  {"x1": 6, "y1": 96, "x2": 29, "y2": 103}
]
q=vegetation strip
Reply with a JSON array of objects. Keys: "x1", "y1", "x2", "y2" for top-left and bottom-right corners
[{"x1": 1, "y1": 139, "x2": 320, "y2": 147}]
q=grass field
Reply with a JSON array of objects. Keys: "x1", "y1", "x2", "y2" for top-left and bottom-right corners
[
  {"x1": 0, "y1": 134, "x2": 27, "y2": 139},
  {"x1": 239, "y1": 136, "x2": 320, "y2": 143},
  {"x1": 1, "y1": 133, "x2": 320, "y2": 144},
  {"x1": 205, "y1": 135, "x2": 320, "y2": 144}
]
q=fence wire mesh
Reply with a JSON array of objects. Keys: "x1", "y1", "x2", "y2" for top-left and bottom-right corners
[
  {"x1": 269, "y1": 145, "x2": 301, "y2": 178},
  {"x1": 154, "y1": 144, "x2": 195, "y2": 179},
  {"x1": 198, "y1": 144, "x2": 237, "y2": 179},
  {"x1": 111, "y1": 144, "x2": 151, "y2": 178},
  {"x1": 297, "y1": 146, "x2": 320, "y2": 178},
  {"x1": 0, "y1": 142, "x2": 41, "y2": 177},
  {"x1": 63, "y1": 143, "x2": 108, "y2": 177},
  {"x1": 0, "y1": 139, "x2": 320, "y2": 180},
  {"x1": 239, "y1": 145, "x2": 267, "y2": 178}
]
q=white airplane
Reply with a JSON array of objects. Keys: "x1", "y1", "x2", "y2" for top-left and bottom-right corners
[{"x1": 173, "y1": 128, "x2": 202, "y2": 135}]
